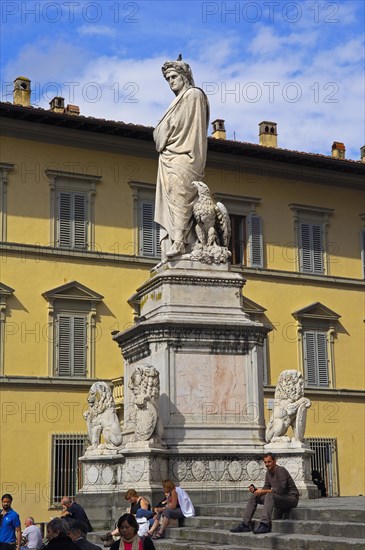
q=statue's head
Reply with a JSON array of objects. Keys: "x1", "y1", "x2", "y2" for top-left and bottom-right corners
[
  {"x1": 162, "y1": 60, "x2": 195, "y2": 88},
  {"x1": 275, "y1": 369, "x2": 305, "y2": 401}
]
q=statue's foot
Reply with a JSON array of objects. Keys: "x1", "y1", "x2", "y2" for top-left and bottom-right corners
[{"x1": 166, "y1": 240, "x2": 185, "y2": 258}]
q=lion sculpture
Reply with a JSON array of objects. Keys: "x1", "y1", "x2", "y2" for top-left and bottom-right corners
[
  {"x1": 83, "y1": 381, "x2": 123, "y2": 452},
  {"x1": 265, "y1": 370, "x2": 311, "y2": 444},
  {"x1": 128, "y1": 365, "x2": 164, "y2": 443}
]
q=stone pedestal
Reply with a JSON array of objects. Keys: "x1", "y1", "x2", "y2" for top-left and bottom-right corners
[
  {"x1": 78, "y1": 260, "x2": 316, "y2": 525},
  {"x1": 116, "y1": 259, "x2": 269, "y2": 453},
  {"x1": 264, "y1": 442, "x2": 317, "y2": 498},
  {"x1": 107, "y1": 260, "x2": 270, "y2": 502}
]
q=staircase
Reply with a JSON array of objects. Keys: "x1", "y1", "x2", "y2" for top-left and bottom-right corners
[{"x1": 89, "y1": 496, "x2": 365, "y2": 550}]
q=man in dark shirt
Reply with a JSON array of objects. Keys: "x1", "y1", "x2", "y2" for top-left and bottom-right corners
[
  {"x1": 60, "y1": 498, "x2": 92, "y2": 533},
  {"x1": 230, "y1": 452, "x2": 299, "y2": 535},
  {"x1": 67, "y1": 520, "x2": 99, "y2": 549}
]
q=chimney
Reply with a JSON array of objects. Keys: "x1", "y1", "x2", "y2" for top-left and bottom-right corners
[
  {"x1": 360, "y1": 146, "x2": 365, "y2": 163},
  {"x1": 332, "y1": 141, "x2": 345, "y2": 159},
  {"x1": 49, "y1": 97, "x2": 65, "y2": 113},
  {"x1": 212, "y1": 119, "x2": 226, "y2": 140},
  {"x1": 66, "y1": 104, "x2": 80, "y2": 116},
  {"x1": 259, "y1": 121, "x2": 277, "y2": 147},
  {"x1": 13, "y1": 76, "x2": 31, "y2": 107}
]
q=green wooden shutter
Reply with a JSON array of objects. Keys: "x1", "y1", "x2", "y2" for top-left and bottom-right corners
[
  {"x1": 57, "y1": 315, "x2": 86, "y2": 377},
  {"x1": 58, "y1": 315, "x2": 72, "y2": 376},
  {"x1": 312, "y1": 224, "x2": 324, "y2": 273},
  {"x1": 74, "y1": 194, "x2": 87, "y2": 249},
  {"x1": 57, "y1": 192, "x2": 87, "y2": 249},
  {"x1": 139, "y1": 200, "x2": 160, "y2": 257},
  {"x1": 247, "y1": 215, "x2": 263, "y2": 267},
  {"x1": 316, "y1": 332, "x2": 329, "y2": 386},
  {"x1": 361, "y1": 229, "x2": 365, "y2": 278},
  {"x1": 73, "y1": 316, "x2": 87, "y2": 376},
  {"x1": 58, "y1": 193, "x2": 72, "y2": 248},
  {"x1": 300, "y1": 223, "x2": 324, "y2": 274},
  {"x1": 304, "y1": 330, "x2": 328, "y2": 386},
  {"x1": 155, "y1": 222, "x2": 161, "y2": 257}
]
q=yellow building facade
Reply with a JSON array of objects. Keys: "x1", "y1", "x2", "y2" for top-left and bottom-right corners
[{"x1": 0, "y1": 89, "x2": 364, "y2": 523}]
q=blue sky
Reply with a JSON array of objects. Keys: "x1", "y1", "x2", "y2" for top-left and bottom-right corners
[{"x1": 1, "y1": 0, "x2": 364, "y2": 159}]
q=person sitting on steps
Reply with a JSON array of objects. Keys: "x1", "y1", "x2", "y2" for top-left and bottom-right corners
[
  {"x1": 100, "y1": 489, "x2": 153, "y2": 547},
  {"x1": 230, "y1": 452, "x2": 299, "y2": 535}
]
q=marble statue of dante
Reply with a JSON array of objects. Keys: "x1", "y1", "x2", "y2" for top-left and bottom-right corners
[{"x1": 154, "y1": 59, "x2": 210, "y2": 259}]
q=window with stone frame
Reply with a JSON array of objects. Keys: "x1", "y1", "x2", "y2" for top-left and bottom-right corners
[
  {"x1": 129, "y1": 181, "x2": 161, "y2": 258},
  {"x1": 303, "y1": 330, "x2": 329, "y2": 386},
  {"x1": 42, "y1": 281, "x2": 103, "y2": 378},
  {"x1": 46, "y1": 169, "x2": 101, "y2": 250},
  {"x1": 290, "y1": 204, "x2": 334, "y2": 275},
  {"x1": 215, "y1": 194, "x2": 263, "y2": 267},
  {"x1": 293, "y1": 302, "x2": 340, "y2": 388},
  {"x1": 56, "y1": 313, "x2": 87, "y2": 376}
]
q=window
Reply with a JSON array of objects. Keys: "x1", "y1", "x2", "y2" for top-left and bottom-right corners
[
  {"x1": 215, "y1": 194, "x2": 263, "y2": 267},
  {"x1": 303, "y1": 330, "x2": 328, "y2": 386},
  {"x1": 307, "y1": 437, "x2": 338, "y2": 497},
  {"x1": 293, "y1": 302, "x2": 340, "y2": 388},
  {"x1": 46, "y1": 169, "x2": 101, "y2": 250},
  {"x1": 139, "y1": 199, "x2": 161, "y2": 257},
  {"x1": 51, "y1": 433, "x2": 88, "y2": 505},
  {"x1": 129, "y1": 181, "x2": 161, "y2": 258},
  {"x1": 0, "y1": 282, "x2": 14, "y2": 375},
  {"x1": 299, "y1": 222, "x2": 324, "y2": 274},
  {"x1": 290, "y1": 204, "x2": 333, "y2": 275},
  {"x1": 57, "y1": 192, "x2": 87, "y2": 249},
  {"x1": 0, "y1": 163, "x2": 14, "y2": 241},
  {"x1": 43, "y1": 281, "x2": 103, "y2": 378},
  {"x1": 57, "y1": 314, "x2": 87, "y2": 376}
]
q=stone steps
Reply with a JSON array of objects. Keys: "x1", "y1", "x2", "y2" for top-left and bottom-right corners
[
  {"x1": 155, "y1": 531, "x2": 365, "y2": 550},
  {"x1": 194, "y1": 503, "x2": 365, "y2": 522},
  {"x1": 184, "y1": 516, "x2": 365, "y2": 538},
  {"x1": 88, "y1": 497, "x2": 365, "y2": 550}
]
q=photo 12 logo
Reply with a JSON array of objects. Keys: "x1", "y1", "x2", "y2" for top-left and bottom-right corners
[
  {"x1": 1, "y1": 2, "x2": 139, "y2": 24},
  {"x1": 201, "y1": 2, "x2": 340, "y2": 24}
]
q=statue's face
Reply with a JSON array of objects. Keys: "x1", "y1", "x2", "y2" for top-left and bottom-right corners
[{"x1": 165, "y1": 70, "x2": 186, "y2": 95}]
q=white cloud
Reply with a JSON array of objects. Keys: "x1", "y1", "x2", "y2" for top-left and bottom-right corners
[
  {"x1": 2, "y1": 21, "x2": 364, "y2": 160},
  {"x1": 78, "y1": 25, "x2": 116, "y2": 37}
]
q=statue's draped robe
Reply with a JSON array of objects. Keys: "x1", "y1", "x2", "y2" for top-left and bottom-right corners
[{"x1": 153, "y1": 87, "x2": 210, "y2": 248}]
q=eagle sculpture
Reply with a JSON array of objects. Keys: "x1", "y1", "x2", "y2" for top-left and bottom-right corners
[{"x1": 192, "y1": 181, "x2": 231, "y2": 249}]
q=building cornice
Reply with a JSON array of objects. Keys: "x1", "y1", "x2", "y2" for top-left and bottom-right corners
[
  {"x1": 0, "y1": 375, "x2": 102, "y2": 390},
  {"x1": 1, "y1": 376, "x2": 363, "y2": 397},
  {"x1": 236, "y1": 265, "x2": 365, "y2": 288},
  {"x1": 1, "y1": 102, "x2": 365, "y2": 181},
  {"x1": 0, "y1": 242, "x2": 364, "y2": 289}
]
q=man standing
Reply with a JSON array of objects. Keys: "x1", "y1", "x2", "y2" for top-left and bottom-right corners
[
  {"x1": 0, "y1": 494, "x2": 21, "y2": 550},
  {"x1": 230, "y1": 453, "x2": 299, "y2": 534},
  {"x1": 60, "y1": 498, "x2": 92, "y2": 532},
  {"x1": 20, "y1": 517, "x2": 42, "y2": 550}
]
